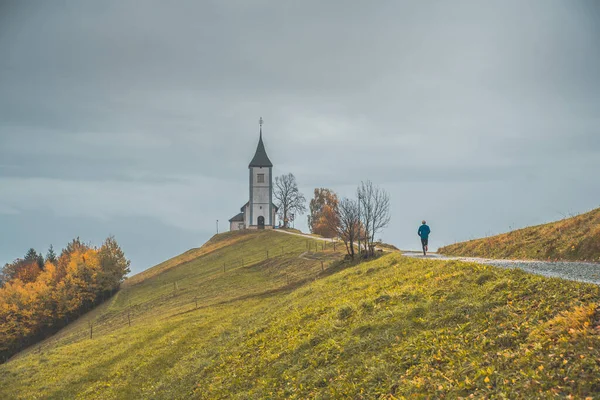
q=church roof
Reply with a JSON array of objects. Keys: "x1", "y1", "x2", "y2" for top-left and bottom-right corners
[
  {"x1": 229, "y1": 212, "x2": 245, "y2": 222},
  {"x1": 240, "y1": 202, "x2": 278, "y2": 212},
  {"x1": 248, "y1": 128, "x2": 273, "y2": 168}
]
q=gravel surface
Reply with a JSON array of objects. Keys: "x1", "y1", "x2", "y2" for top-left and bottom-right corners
[
  {"x1": 403, "y1": 252, "x2": 600, "y2": 285},
  {"x1": 275, "y1": 231, "x2": 600, "y2": 285}
]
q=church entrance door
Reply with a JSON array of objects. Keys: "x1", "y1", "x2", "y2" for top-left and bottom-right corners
[{"x1": 257, "y1": 216, "x2": 265, "y2": 229}]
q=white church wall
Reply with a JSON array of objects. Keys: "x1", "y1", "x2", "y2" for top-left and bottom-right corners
[
  {"x1": 251, "y1": 167, "x2": 270, "y2": 194},
  {"x1": 250, "y1": 166, "x2": 273, "y2": 226},
  {"x1": 251, "y1": 204, "x2": 269, "y2": 225},
  {"x1": 229, "y1": 221, "x2": 244, "y2": 231},
  {"x1": 243, "y1": 204, "x2": 250, "y2": 227}
]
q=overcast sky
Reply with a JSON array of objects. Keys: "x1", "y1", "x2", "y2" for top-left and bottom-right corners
[{"x1": 1, "y1": 0, "x2": 599, "y2": 274}]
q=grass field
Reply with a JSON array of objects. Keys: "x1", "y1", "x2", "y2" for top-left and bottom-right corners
[
  {"x1": 1, "y1": 230, "x2": 599, "y2": 399},
  {"x1": 439, "y1": 207, "x2": 600, "y2": 262}
]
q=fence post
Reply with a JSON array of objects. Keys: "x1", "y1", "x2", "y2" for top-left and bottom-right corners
[
  {"x1": 321, "y1": 261, "x2": 324, "y2": 272},
  {"x1": 128, "y1": 309, "x2": 131, "y2": 327},
  {"x1": 266, "y1": 250, "x2": 269, "y2": 259},
  {"x1": 89, "y1": 322, "x2": 93, "y2": 340},
  {"x1": 334, "y1": 241, "x2": 336, "y2": 251}
]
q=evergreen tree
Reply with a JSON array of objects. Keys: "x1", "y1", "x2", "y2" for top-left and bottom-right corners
[
  {"x1": 24, "y1": 248, "x2": 38, "y2": 263},
  {"x1": 36, "y1": 253, "x2": 45, "y2": 270},
  {"x1": 46, "y1": 245, "x2": 57, "y2": 265}
]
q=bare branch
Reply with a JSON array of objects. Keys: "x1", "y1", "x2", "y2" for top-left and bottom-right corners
[
  {"x1": 337, "y1": 197, "x2": 359, "y2": 258},
  {"x1": 274, "y1": 173, "x2": 306, "y2": 228},
  {"x1": 357, "y1": 180, "x2": 391, "y2": 256}
]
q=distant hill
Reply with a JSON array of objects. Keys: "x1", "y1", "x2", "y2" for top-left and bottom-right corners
[
  {"x1": 439, "y1": 208, "x2": 600, "y2": 262},
  {"x1": 2, "y1": 230, "x2": 600, "y2": 398}
]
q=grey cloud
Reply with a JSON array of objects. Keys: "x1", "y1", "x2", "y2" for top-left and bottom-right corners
[{"x1": 1, "y1": 0, "x2": 599, "y2": 271}]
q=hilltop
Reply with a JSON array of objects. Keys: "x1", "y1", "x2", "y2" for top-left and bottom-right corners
[
  {"x1": 439, "y1": 207, "x2": 600, "y2": 262},
  {"x1": 1, "y1": 230, "x2": 599, "y2": 398}
]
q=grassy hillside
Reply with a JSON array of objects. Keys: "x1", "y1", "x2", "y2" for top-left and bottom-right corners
[
  {"x1": 1, "y1": 230, "x2": 600, "y2": 398},
  {"x1": 440, "y1": 207, "x2": 600, "y2": 262}
]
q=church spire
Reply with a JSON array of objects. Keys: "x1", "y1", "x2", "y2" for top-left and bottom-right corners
[{"x1": 249, "y1": 117, "x2": 273, "y2": 168}]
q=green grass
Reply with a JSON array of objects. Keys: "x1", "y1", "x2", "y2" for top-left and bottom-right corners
[
  {"x1": 440, "y1": 207, "x2": 600, "y2": 262},
  {"x1": 1, "y1": 230, "x2": 600, "y2": 398}
]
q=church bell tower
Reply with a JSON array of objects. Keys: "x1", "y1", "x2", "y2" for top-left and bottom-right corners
[{"x1": 248, "y1": 117, "x2": 274, "y2": 228}]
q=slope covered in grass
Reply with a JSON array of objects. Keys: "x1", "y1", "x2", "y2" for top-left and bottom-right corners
[
  {"x1": 440, "y1": 207, "x2": 600, "y2": 262},
  {"x1": 1, "y1": 230, "x2": 600, "y2": 399}
]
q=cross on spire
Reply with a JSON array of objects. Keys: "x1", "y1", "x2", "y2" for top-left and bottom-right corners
[{"x1": 259, "y1": 117, "x2": 264, "y2": 138}]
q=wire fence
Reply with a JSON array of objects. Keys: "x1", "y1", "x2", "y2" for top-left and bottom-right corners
[{"x1": 17, "y1": 239, "x2": 344, "y2": 359}]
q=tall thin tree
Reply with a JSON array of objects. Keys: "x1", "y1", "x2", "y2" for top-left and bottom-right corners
[
  {"x1": 46, "y1": 245, "x2": 57, "y2": 265},
  {"x1": 358, "y1": 180, "x2": 391, "y2": 256},
  {"x1": 274, "y1": 173, "x2": 307, "y2": 228},
  {"x1": 337, "y1": 197, "x2": 360, "y2": 258}
]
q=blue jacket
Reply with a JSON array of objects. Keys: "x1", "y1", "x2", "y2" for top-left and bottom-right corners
[{"x1": 418, "y1": 224, "x2": 431, "y2": 239}]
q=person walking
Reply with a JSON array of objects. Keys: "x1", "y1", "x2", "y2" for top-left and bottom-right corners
[{"x1": 418, "y1": 220, "x2": 431, "y2": 256}]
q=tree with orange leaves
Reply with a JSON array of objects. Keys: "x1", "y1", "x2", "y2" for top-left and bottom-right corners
[
  {"x1": 308, "y1": 188, "x2": 340, "y2": 238},
  {"x1": 0, "y1": 236, "x2": 130, "y2": 363}
]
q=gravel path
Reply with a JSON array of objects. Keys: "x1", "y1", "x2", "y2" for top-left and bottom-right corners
[
  {"x1": 402, "y1": 252, "x2": 600, "y2": 285},
  {"x1": 274, "y1": 230, "x2": 600, "y2": 285}
]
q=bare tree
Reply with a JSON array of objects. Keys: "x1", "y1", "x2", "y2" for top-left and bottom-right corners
[
  {"x1": 337, "y1": 197, "x2": 360, "y2": 258},
  {"x1": 357, "y1": 183, "x2": 372, "y2": 255},
  {"x1": 274, "y1": 173, "x2": 306, "y2": 228},
  {"x1": 358, "y1": 180, "x2": 391, "y2": 256}
]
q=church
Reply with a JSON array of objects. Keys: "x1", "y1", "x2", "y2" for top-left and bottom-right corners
[{"x1": 228, "y1": 119, "x2": 278, "y2": 231}]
